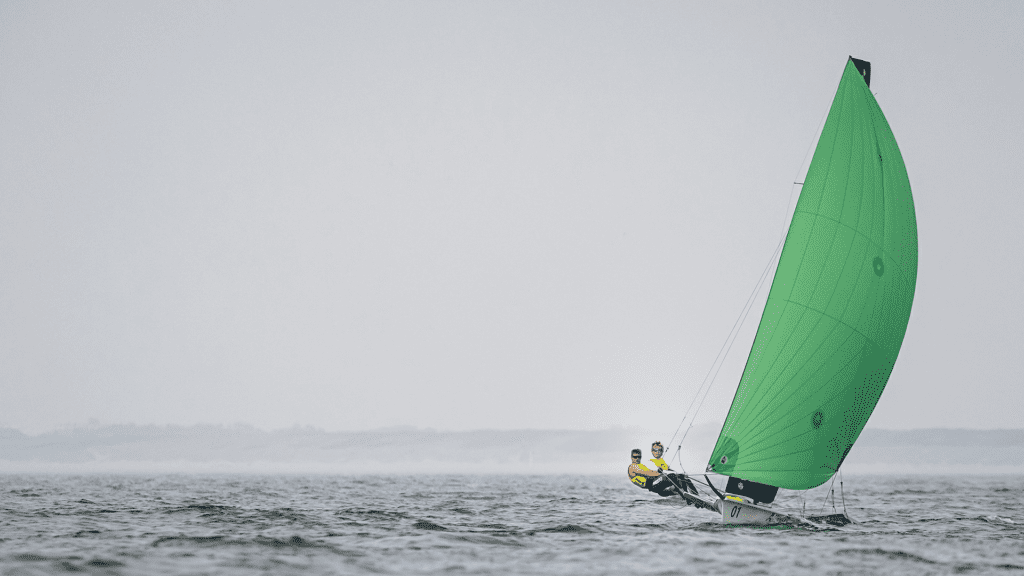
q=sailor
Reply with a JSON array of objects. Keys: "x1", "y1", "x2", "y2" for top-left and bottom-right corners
[
  {"x1": 628, "y1": 448, "x2": 678, "y2": 497},
  {"x1": 649, "y1": 441, "x2": 699, "y2": 495}
]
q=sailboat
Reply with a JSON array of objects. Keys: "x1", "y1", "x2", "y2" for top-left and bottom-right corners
[{"x1": 673, "y1": 57, "x2": 918, "y2": 526}]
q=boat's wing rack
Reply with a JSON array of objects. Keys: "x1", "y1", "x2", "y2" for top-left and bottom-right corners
[{"x1": 674, "y1": 489, "x2": 719, "y2": 512}]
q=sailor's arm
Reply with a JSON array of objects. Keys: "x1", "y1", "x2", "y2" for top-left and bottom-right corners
[{"x1": 629, "y1": 463, "x2": 661, "y2": 478}]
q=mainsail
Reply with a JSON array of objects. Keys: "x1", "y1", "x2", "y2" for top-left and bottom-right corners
[{"x1": 707, "y1": 57, "x2": 918, "y2": 491}]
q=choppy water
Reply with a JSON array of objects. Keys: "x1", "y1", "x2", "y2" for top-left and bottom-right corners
[{"x1": 0, "y1": 474, "x2": 1021, "y2": 575}]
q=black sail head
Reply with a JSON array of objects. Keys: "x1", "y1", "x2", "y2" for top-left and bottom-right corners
[{"x1": 850, "y1": 56, "x2": 871, "y2": 87}]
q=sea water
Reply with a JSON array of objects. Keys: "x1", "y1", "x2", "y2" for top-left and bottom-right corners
[{"x1": 0, "y1": 474, "x2": 1021, "y2": 575}]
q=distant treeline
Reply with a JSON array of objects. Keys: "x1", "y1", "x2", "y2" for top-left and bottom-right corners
[
  {"x1": 0, "y1": 424, "x2": 650, "y2": 473},
  {"x1": 0, "y1": 424, "x2": 1021, "y2": 473},
  {"x1": 856, "y1": 428, "x2": 1024, "y2": 447}
]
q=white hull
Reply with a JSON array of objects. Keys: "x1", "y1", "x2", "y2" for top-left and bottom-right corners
[
  {"x1": 717, "y1": 498, "x2": 850, "y2": 527},
  {"x1": 663, "y1": 481, "x2": 850, "y2": 527},
  {"x1": 720, "y1": 498, "x2": 800, "y2": 525}
]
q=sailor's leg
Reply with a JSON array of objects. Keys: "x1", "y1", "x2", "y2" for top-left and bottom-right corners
[
  {"x1": 663, "y1": 473, "x2": 698, "y2": 498},
  {"x1": 655, "y1": 485, "x2": 678, "y2": 497},
  {"x1": 650, "y1": 477, "x2": 680, "y2": 497},
  {"x1": 663, "y1": 474, "x2": 685, "y2": 493}
]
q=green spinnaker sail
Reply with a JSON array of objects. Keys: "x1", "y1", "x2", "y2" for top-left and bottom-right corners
[{"x1": 707, "y1": 58, "x2": 918, "y2": 490}]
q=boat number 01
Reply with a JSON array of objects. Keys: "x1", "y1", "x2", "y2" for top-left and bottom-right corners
[{"x1": 728, "y1": 505, "x2": 777, "y2": 523}]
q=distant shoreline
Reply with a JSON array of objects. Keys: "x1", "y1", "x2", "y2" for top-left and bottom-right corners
[{"x1": 0, "y1": 424, "x2": 1021, "y2": 475}]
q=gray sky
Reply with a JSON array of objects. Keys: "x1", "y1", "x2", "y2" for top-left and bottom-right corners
[{"x1": 1, "y1": 1, "x2": 1022, "y2": 434}]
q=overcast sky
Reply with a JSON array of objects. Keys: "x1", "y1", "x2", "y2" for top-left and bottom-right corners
[{"x1": 1, "y1": 1, "x2": 1021, "y2": 435}]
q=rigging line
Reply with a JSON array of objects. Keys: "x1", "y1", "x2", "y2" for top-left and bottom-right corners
[
  {"x1": 818, "y1": 473, "x2": 839, "y2": 514},
  {"x1": 659, "y1": 473, "x2": 702, "y2": 502},
  {"x1": 724, "y1": 209, "x2": 869, "y2": 439},
  {"x1": 715, "y1": 78, "x2": 850, "y2": 445},
  {"x1": 666, "y1": 240, "x2": 781, "y2": 452},
  {"x1": 672, "y1": 444, "x2": 688, "y2": 477},
  {"x1": 670, "y1": 63, "x2": 843, "y2": 458},
  {"x1": 700, "y1": 71, "x2": 847, "y2": 455},
  {"x1": 726, "y1": 329, "x2": 863, "y2": 451},
  {"x1": 688, "y1": 477, "x2": 713, "y2": 489},
  {"x1": 704, "y1": 475, "x2": 725, "y2": 500},
  {"x1": 732, "y1": 209, "x2": 896, "y2": 439},
  {"x1": 687, "y1": 476, "x2": 723, "y2": 503},
  {"x1": 679, "y1": 237, "x2": 783, "y2": 449},
  {"x1": 665, "y1": 268, "x2": 761, "y2": 453},
  {"x1": 839, "y1": 468, "x2": 847, "y2": 516},
  {"x1": 745, "y1": 180, "x2": 897, "y2": 430},
  {"x1": 779, "y1": 65, "x2": 842, "y2": 244},
  {"x1": 798, "y1": 487, "x2": 811, "y2": 518},
  {"x1": 698, "y1": 234, "x2": 783, "y2": 416},
  {"x1": 671, "y1": 453, "x2": 720, "y2": 505}
]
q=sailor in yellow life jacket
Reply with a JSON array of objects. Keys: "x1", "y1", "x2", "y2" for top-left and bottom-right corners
[
  {"x1": 649, "y1": 441, "x2": 698, "y2": 496},
  {"x1": 628, "y1": 448, "x2": 678, "y2": 497}
]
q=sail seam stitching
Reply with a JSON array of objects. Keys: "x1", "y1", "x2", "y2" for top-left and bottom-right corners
[
  {"x1": 735, "y1": 319, "x2": 855, "y2": 449},
  {"x1": 791, "y1": 210, "x2": 903, "y2": 272},
  {"x1": 734, "y1": 152, "x2": 861, "y2": 441},
  {"x1": 776, "y1": 298, "x2": 880, "y2": 352},
  {"x1": 733, "y1": 330, "x2": 866, "y2": 459},
  {"x1": 729, "y1": 345, "x2": 872, "y2": 475},
  {"x1": 731, "y1": 275, "x2": 843, "y2": 440},
  {"x1": 731, "y1": 73, "x2": 861, "y2": 436},
  {"x1": 712, "y1": 63, "x2": 857, "y2": 464}
]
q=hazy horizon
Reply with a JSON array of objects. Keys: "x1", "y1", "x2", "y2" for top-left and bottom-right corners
[{"x1": 1, "y1": 422, "x2": 1021, "y2": 476}]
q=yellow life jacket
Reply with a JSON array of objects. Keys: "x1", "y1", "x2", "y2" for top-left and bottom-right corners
[
  {"x1": 650, "y1": 457, "x2": 670, "y2": 471},
  {"x1": 629, "y1": 463, "x2": 655, "y2": 488}
]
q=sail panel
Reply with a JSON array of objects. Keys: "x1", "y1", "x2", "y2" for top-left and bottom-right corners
[{"x1": 707, "y1": 58, "x2": 918, "y2": 490}]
